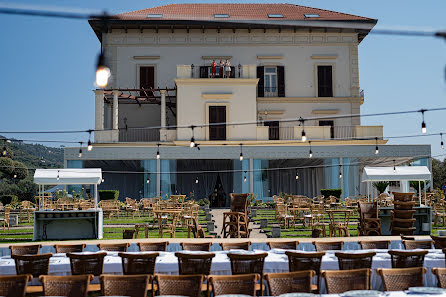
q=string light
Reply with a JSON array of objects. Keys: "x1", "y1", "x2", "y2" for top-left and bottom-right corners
[
  {"x1": 56, "y1": 170, "x2": 60, "y2": 181},
  {"x1": 300, "y1": 118, "x2": 306, "y2": 142},
  {"x1": 243, "y1": 171, "x2": 247, "y2": 182},
  {"x1": 190, "y1": 126, "x2": 195, "y2": 148},
  {"x1": 295, "y1": 170, "x2": 299, "y2": 180},
  {"x1": 239, "y1": 144, "x2": 244, "y2": 161},
  {"x1": 87, "y1": 131, "x2": 93, "y2": 151},
  {"x1": 441, "y1": 133, "x2": 444, "y2": 149},
  {"x1": 96, "y1": 52, "x2": 111, "y2": 88},
  {"x1": 421, "y1": 109, "x2": 427, "y2": 134},
  {"x1": 195, "y1": 176, "x2": 199, "y2": 184},
  {"x1": 13, "y1": 174, "x2": 17, "y2": 179},
  {"x1": 78, "y1": 142, "x2": 83, "y2": 158},
  {"x1": 339, "y1": 165, "x2": 343, "y2": 179},
  {"x1": 101, "y1": 178, "x2": 104, "y2": 183},
  {"x1": 146, "y1": 177, "x2": 150, "y2": 184},
  {"x1": 393, "y1": 160, "x2": 396, "y2": 173},
  {"x1": 309, "y1": 141, "x2": 313, "y2": 158},
  {"x1": 156, "y1": 144, "x2": 160, "y2": 159},
  {"x1": 375, "y1": 137, "x2": 379, "y2": 155}
]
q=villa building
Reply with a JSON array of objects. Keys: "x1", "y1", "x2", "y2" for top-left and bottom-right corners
[{"x1": 64, "y1": 3, "x2": 431, "y2": 205}]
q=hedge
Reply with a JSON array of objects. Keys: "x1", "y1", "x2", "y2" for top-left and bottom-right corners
[
  {"x1": 0, "y1": 195, "x2": 18, "y2": 205},
  {"x1": 99, "y1": 190, "x2": 119, "y2": 200},
  {"x1": 321, "y1": 189, "x2": 342, "y2": 198}
]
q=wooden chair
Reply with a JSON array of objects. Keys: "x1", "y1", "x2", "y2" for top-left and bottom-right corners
[
  {"x1": 119, "y1": 252, "x2": 158, "y2": 275},
  {"x1": 265, "y1": 271, "x2": 314, "y2": 295},
  {"x1": 432, "y1": 267, "x2": 446, "y2": 288},
  {"x1": 67, "y1": 252, "x2": 106, "y2": 292},
  {"x1": 100, "y1": 275, "x2": 150, "y2": 297},
  {"x1": 209, "y1": 274, "x2": 258, "y2": 297},
  {"x1": 125, "y1": 197, "x2": 140, "y2": 219},
  {"x1": 0, "y1": 274, "x2": 31, "y2": 297},
  {"x1": 12, "y1": 253, "x2": 52, "y2": 277},
  {"x1": 403, "y1": 240, "x2": 433, "y2": 249},
  {"x1": 190, "y1": 217, "x2": 214, "y2": 239},
  {"x1": 286, "y1": 251, "x2": 325, "y2": 293},
  {"x1": 322, "y1": 268, "x2": 371, "y2": 294},
  {"x1": 10, "y1": 244, "x2": 41, "y2": 255},
  {"x1": 98, "y1": 200, "x2": 120, "y2": 219},
  {"x1": 377, "y1": 267, "x2": 426, "y2": 291},
  {"x1": 313, "y1": 241, "x2": 343, "y2": 252},
  {"x1": 181, "y1": 242, "x2": 212, "y2": 251},
  {"x1": 40, "y1": 275, "x2": 93, "y2": 297},
  {"x1": 155, "y1": 274, "x2": 203, "y2": 297},
  {"x1": 267, "y1": 241, "x2": 299, "y2": 250},
  {"x1": 359, "y1": 240, "x2": 390, "y2": 249},
  {"x1": 20, "y1": 201, "x2": 36, "y2": 223},
  {"x1": 220, "y1": 241, "x2": 251, "y2": 251},
  {"x1": 222, "y1": 193, "x2": 250, "y2": 238},
  {"x1": 97, "y1": 243, "x2": 129, "y2": 252},
  {"x1": 138, "y1": 241, "x2": 168, "y2": 251},
  {"x1": 388, "y1": 250, "x2": 428, "y2": 268},
  {"x1": 54, "y1": 244, "x2": 85, "y2": 253},
  {"x1": 227, "y1": 252, "x2": 267, "y2": 294},
  {"x1": 431, "y1": 235, "x2": 446, "y2": 249},
  {"x1": 357, "y1": 201, "x2": 381, "y2": 236},
  {"x1": 335, "y1": 251, "x2": 376, "y2": 270},
  {"x1": 176, "y1": 252, "x2": 215, "y2": 293},
  {"x1": 276, "y1": 204, "x2": 295, "y2": 228}
]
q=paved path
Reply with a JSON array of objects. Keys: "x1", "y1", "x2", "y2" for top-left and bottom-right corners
[{"x1": 211, "y1": 208, "x2": 267, "y2": 239}]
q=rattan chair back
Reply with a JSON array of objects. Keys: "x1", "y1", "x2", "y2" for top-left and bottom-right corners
[
  {"x1": 403, "y1": 240, "x2": 433, "y2": 250},
  {"x1": 181, "y1": 242, "x2": 212, "y2": 251},
  {"x1": 12, "y1": 253, "x2": 52, "y2": 277},
  {"x1": 313, "y1": 241, "x2": 343, "y2": 252},
  {"x1": 322, "y1": 268, "x2": 371, "y2": 294},
  {"x1": 227, "y1": 252, "x2": 267, "y2": 280},
  {"x1": 100, "y1": 274, "x2": 150, "y2": 297},
  {"x1": 175, "y1": 252, "x2": 215, "y2": 275},
  {"x1": 0, "y1": 274, "x2": 31, "y2": 297},
  {"x1": 10, "y1": 244, "x2": 41, "y2": 255},
  {"x1": 377, "y1": 267, "x2": 426, "y2": 291},
  {"x1": 119, "y1": 252, "x2": 158, "y2": 275},
  {"x1": 54, "y1": 244, "x2": 85, "y2": 253},
  {"x1": 67, "y1": 252, "x2": 106, "y2": 276},
  {"x1": 335, "y1": 251, "x2": 376, "y2": 270},
  {"x1": 209, "y1": 274, "x2": 258, "y2": 296},
  {"x1": 40, "y1": 274, "x2": 93, "y2": 297},
  {"x1": 359, "y1": 240, "x2": 390, "y2": 249},
  {"x1": 268, "y1": 241, "x2": 299, "y2": 250},
  {"x1": 155, "y1": 274, "x2": 203, "y2": 297},
  {"x1": 97, "y1": 243, "x2": 129, "y2": 252},
  {"x1": 138, "y1": 241, "x2": 168, "y2": 251},
  {"x1": 432, "y1": 267, "x2": 446, "y2": 288},
  {"x1": 220, "y1": 241, "x2": 251, "y2": 251},
  {"x1": 230, "y1": 193, "x2": 249, "y2": 213},
  {"x1": 388, "y1": 250, "x2": 428, "y2": 268},
  {"x1": 286, "y1": 251, "x2": 325, "y2": 275},
  {"x1": 431, "y1": 235, "x2": 446, "y2": 249},
  {"x1": 265, "y1": 271, "x2": 315, "y2": 295}
]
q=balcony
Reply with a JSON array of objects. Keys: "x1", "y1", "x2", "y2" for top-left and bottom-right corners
[
  {"x1": 177, "y1": 65, "x2": 257, "y2": 79},
  {"x1": 118, "y1": 128, "x2": 177, "y2": 142}
]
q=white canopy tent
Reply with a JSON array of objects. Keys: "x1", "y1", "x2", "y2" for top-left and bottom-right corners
[
  {"x1": 361, "y1": 166, "x2": 431, "y2": 205},
  {"x1": 34, "y1": 168, "x2": 102, "y2": 209}
]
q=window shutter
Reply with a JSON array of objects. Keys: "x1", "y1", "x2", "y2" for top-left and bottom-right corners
[
  {"x1": 317, "y1": 66, "x2": 333, "y2": 97},
  {"x1": 257, "y1": 66, "x2": 264, "y2": 97},
  {"x1": 277, "y1": 66, "x2": 285, "y2": 97},
  {"x1": 200, "y1": 66, "x2": 208, "y2": 78},
  {"x1": 139, "y1": 66, "x2": 154, "y2": 96}
]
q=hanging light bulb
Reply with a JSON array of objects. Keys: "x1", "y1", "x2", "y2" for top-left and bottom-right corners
[
  {"x1": 190, "y1": 137, "x2": 195, "y2": 148},
  {"x1": 421, "y1": 109, "x2": 427, "y2": 134},
  {"x1": 101, "y1": 178, "x2": 104, "y2": 183},
  {"x1": 441, "y1": 133, "x2": 444, "y2": 149},
  {"x1": 308, "y1": 141, "x2": 313, "y2": 158},
  {"x1": 156, "y1": 144, "x2": 160, "y2": 159},
  {"x1": 195, "y1": 176, "x2": 199, "y2": 184},
  {"x1": 96, "y1": 52, "x2": 111, "y2": 88},
  {"x1": 339, "y1": 165, "x2": 342, "y2": 179},
  {"x1": 244, "y1": 175, "x2": 247, "y2": 182},
  {"x1": 393, "y1": 160, "x2": 396, "y2": 173},
  {"x1": 87, "y1": 131, "x2": 93, "y2": 151},
  {"x1": 375, "y1": 137, "x2": 379, "y2": 155},
  {"x1": 301, "y1": 130, "x2": 306, "y2": 142},
  {"x1": 295, "y1": 171, "x2": 299, "y2": 180},
  {"x1": 78, "y1": 148, "x2": 83, "y2": 158},
  {"x1": 146, "y1": 177, "x2": 150, "y2": 184},
  {"x1": 56, "y1": 170, "x2": 60, "y2": 181},
  {"x1": 13, "y1": 174, "x2": 17, "y2": 179},
  {"x1": 239, "y1": 144, "x2": 244, "y2": 161}
]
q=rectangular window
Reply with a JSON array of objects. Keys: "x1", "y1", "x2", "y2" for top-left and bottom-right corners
[
  {"x1": 264, "y1": 67, "x2": 278, "y2": 97},
  {"x1": 268, "y1": 14, "x2": 284, "y2": 18},
  {"x1": 214, "y1": 14, "x2": 229, "y2": 18},
  {"x1": 147, "y1": 14, "x2": 163, "y2": 18},
  {"x1": 209, "y1": 106, "x2": 226, "y2": 140},
  {"x1": 317, "y1": 65, "x2": 333, "y2": 97},
  {"x1": 139, "y1": 66, "x2": 155, "y2": 96}
]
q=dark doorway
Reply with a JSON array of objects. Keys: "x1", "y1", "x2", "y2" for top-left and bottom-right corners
[
  {"x1": 317, "y1": 65, "x2": 333, "y2": 97},
  {"x1": 139, "y1": 66, "x2": 155, "y2": 96},
  {"x1": 209, "y1": 106, "x2": 226, "y2": 140},
  {"x1": 264, "y1": 121, "x2": 280, "y2": 140},
  {"x1": 319, "y1": 120, "x2": 334, "y2": 138}
]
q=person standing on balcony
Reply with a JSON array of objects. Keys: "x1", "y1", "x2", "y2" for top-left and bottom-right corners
[
  {"x1": 219, "y1": 60, "x2": 224, "y2": 78},
  {"x1": 225, "y1": 59, "x2": 231, "y2": 78},
  {"x1": 211, "y1": 59, "x2": 217, "y2": 78}
]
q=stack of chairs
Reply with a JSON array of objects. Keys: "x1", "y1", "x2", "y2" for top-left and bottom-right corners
[
  {"x1": 391, "y1": 192, "x2": 416, "y2": 235},
  {"x1": 222, "y1": 193, "x2": 250, "y2": 238}
]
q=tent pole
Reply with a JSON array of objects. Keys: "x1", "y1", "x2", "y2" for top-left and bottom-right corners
[
  {"x1": 94, "y1": 184, "x2": 98, "y2": 209},
  {"x1": 418, "y1": 181, "x2": 422, "y2": 206}
]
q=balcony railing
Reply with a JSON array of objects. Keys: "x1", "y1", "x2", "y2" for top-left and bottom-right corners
[
  {"x1": 119, "y1": 128, "x2": 160, "y2": 142},
  {"x1": 177, "y1": 65, "x2": 257, "y2": 79}
]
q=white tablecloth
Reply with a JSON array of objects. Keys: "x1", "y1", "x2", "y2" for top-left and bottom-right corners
[{"x1": 0, "y1": 249, "x2": 444, "y2": 292}]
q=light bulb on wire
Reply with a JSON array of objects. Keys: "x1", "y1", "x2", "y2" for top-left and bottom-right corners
[
  {"x1": 393, "y1": 160, "x2": 396, "y2": 173},
  {"x1": 195, "y1": 177, "x2": 199, "y2": 184},
  {"x1": 239, "y1": 144, "x2": 244, "y2": 161},
  {"x1": 96, "y1": 52, "x2": 111, "y2": 88},
  {"x1": 156, "y1": 144, "x2": 160, "y2": 159},
  {"x1": 78, "y1": 142, "x2": 83, "y2": 158},
  {"x1": 243, "y1": 171, "x2": 247, "y2": 182},
  {"x1": 308, "y1": 141, "x2": 313, "y2": 158},
  {"x1": 339, "y1": 165, "x2": 342, "y2": 179},
  {"x1": 56, "y1": 170, "x2": 60, "y2": 181},
  {"x1": 146, "y1": 177, "x2": 150, "y2": 184},
  {"x1": 190, "y1": 126, "x2": 196, "y2": 147},
  {"x1": 87, "y1": 131, "x2": 93, "y2": 151},
  {"x1": 441, "y1": 133, "x2": 444, "y2": 149},
  {"x1": 375, "y1": 137, "x2": 379, "y2": 155},
  {"x1": 295, "y1": 170, "x2": 299, "y2": 180},
  {"x1": 301, "y1": 130, "x2": 306, "y2": 142},
  {"x1": 421, "y1": 109, "x2": 427, "y2": 134}
]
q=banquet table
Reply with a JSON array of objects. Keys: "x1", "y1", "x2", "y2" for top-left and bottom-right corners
[{"x1": 1, "y1": 248, "x2": 444, "y2": 293}]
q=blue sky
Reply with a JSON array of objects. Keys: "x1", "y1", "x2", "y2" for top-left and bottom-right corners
[{"x1": 0, "y1": 0, "x2": 445, "y2": 158}]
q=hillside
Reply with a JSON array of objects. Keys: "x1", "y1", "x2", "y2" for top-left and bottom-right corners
[{"x1": 1, "y1": 136, "x2": 64, "y2": 169}]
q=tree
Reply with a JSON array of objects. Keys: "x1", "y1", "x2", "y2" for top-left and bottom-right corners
[
  {"x1": 372, "y1": 181, "x2": 389, "y2": 194},
  {"x1": 432, "y1": 158, "x2": 446, "y2": 189}
]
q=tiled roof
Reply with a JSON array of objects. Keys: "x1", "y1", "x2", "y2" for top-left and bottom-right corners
[{"x1": 115, "y1": 3, "x2": 374, "y2": 22}]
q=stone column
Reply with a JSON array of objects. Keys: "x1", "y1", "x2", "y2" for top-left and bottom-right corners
[
  {"x1": 94, "y1": 90, "x2": 105, "y2": 131},
  {"x1": 112, "y1": 90, "x2": 119, "y2": 130},
  {"x1": 160, "y1": 90, "x2": 167, "y2": 141}
]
